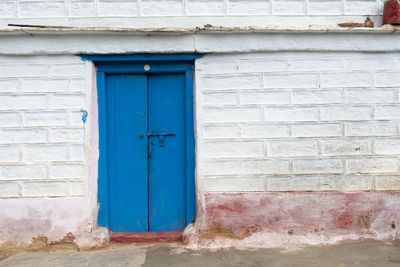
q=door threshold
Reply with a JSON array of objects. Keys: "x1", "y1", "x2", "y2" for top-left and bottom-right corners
[{"x1": 110, "y1": 230, "x2": 183, "y2": 243}]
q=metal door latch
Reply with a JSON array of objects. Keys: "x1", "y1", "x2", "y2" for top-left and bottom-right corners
[{"x1": 148, "y1": 133, "x2": 175, "y2": 147}]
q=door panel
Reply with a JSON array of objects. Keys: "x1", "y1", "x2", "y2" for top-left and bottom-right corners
[
  {"x1": 104, "y1": 70, "x2": 191, "y2": 233},
  {"x1": 107, "y1": 74, "x2": 148, "y2": 232},
  {"x1": 148, "y1": 74, "x2": 187, "y2": 231}
]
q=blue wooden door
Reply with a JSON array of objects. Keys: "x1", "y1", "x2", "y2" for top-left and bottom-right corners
[
  {"x1": 148, "y1": 74, "x2": 186, "y2": 231},
  {"x1": 105, "y1": 72, "x2": 189, "y2": 232}
]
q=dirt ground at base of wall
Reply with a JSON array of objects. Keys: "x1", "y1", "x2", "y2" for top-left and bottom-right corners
[
  {"x1": 0, "y1": 240, "x2": 79, "y2": 262},
  {"x1": 1, "y1": 240, "x2": 400, "y2": 266}
]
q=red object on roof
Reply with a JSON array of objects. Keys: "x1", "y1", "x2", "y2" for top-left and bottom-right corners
[{"x1": 383, "y1": 0, "x2": 400, "y2": 25}]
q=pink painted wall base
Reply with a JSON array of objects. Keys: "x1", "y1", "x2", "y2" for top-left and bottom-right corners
[
  {"x1": 184, "y1": 192, "x2": 400, "y2": 248},
  {"x1": 0, "y1": 198, "x2": 108, "y2": 249}
]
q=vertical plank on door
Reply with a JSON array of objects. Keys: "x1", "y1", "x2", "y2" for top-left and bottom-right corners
[
  {"x1": 148, "y1": 74, "x2": 187, "y2": 231},
  {"x1": 107, "y1": 74, "x2": 149, "y2": 232}
]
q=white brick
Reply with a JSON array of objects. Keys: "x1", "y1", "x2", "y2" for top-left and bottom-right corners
[
  {"x1": 273, "y1": 0, "x2": 306, "y2": 15},
  {"x1": 292, "y1": 159, "x2": 343, "y2": 174},
  {"x1": 203, "y1": 92, "x2": 237, "y2": 106},
  {"x1": 241, "y1": 124, "x2": 289, "y2": 138},
  {"x1": 239, "y1": 59, "x2": 289, "y2": 73},
  {"x1": 70, "y1": 78, "x2": 89, "y2": 92},
  {"x1": 0, "y1": 146, "x2": 20, "y2": 162},
  {"x1": 321, "y1": 72, "x2": 372, "y2": 88},
  {"x1": 22, "y1": 182, "x2": 68, "y2": 197},
  {"x1": 321, "y1": 139, "x2": 370, "y2": 156},
  {"x1": 375, "y1": 139, "x2": 400, "y2": 155},
  {"x1": 263, "y1": 73, "x2": 317, "y2": 88},
  {"x1": 187, "y1": 0, "x2": 224, "y2": 15},
  {"x1": 293, "y1": 90, "x2": 342, "y2": 104},
  {"x1": 0, "y1": 2, "x2": 16, "y2": 18},
  {"x1": 0, "y1": 182, "x2": 19, "y2": 197},
  {"x1": 203, "y1": 160, "x2": 242, "y2": 175},
  {"x1": 49, "y1": 64, "x2": 89, "y2": 76},
  {"x1": 203, "y1": 125, "x2": 241, "y2": 139},
  {"x1": 50, "y1": 164, "x2": 84, "y2": 179},
  {"x1": 70, "y1": 144, "x2": 85, "y2": 160},
  {"x1": 345, "y1": 0, "x2": 379, "y2": 15},
  {"x1": 23, "y1": 145, "x2": 68, "y2": 162},
  {"x1": 203, "y1": 141, "x2": 264, "y2": 158},
  {"x1": 50, "y1": 94, "x2": 86, "y2": 109},
  {"x1": 0, "y1": 56, "x2": 81, "y2": 65},
  {"x1": 307, "y1": 0, "x2": 342, "y2": 15},
  {"x1": 241, "y1": 160, "x2": 290, "y2": 174},
  {"x1": 201, "y1": 74, "x2": 261, "y2": 90},
  {"x1": 24, "y1": 112, "x2": 68, "y2": 127},
  {"x1": 268, "y1": 140, "x2": 317, "y2": 157},
  {"x1": 70, "y1": 181, "x2": 86, "y2": 196},
  {"x1": 203, "y1": 177, "x2": 266, "y2": 192},
  {"x1": 268, "y1": 177, "x2": 319, "y2": 191},
  {"x1": 374, "y1": 105, "x2": 400, "y2": 120},
  {"x1": 0, "y1": 95, "x2": 47, "y2": 110},
  {"x1": 375, "y1": 176, "x2": 400, "y2": 190},
  {"x1": 21, "y1": 78, "x2": 68, "y2": 92},
  {"x1": 346, "y1": 158, "x2": 398, "y2": 174},
  {"x1": 0, "y1": 64, "x2": 49, "y2": 78},
  {"x1": 345, "y1": 89, "x2": 396, "y2": 104},
  {"x1": 19, "y1": 1, "x2": 65, "y2": 18},
  {"x1": 0, "y1": 112, "x2": 22, "y2": 127},
  {"x1": 0, "y1": 79, "x2": 19, "y2": 92},
  {"x1": 292, "y1": 123, "x2": 342, "y2": 137},
  {"x1": 141, "y1": 0, "x2": 183, "y2": 16},
  {"x1": 196, "y1": 61, "x2": 238, "y2": 73},
  {"x1": 239, "y1": 91, "x2": 291, "y2": 105},
  {"x1": 98, "y1": 0, "x2": 138, "y2": 17},
  {"x1": 375, "y1": 72, "x2": 400, "y2": 87},
  {"x1": 203, "y1": 107, "x2": 261, "y2": 122},
  {"x1": 343, "y1": 58, "x2": 396, "y2": 71},
  {"x1": 290, "y1": 58, "x2": 343, "y2": 70},
  {"x1": 50, "y1": 128, "x2": 84, "y2": 143},
  {"x1": 264, "y1": 107, "x2": 318, "y2": 122},
  {"x1": 320, "y1": 176, "x2": 374, "y2": 191},
  {"x1": 0, "y1": 129, "x2": 47, "y2": 144},
  {"x1": 228, "y1": 0, "x2": 271, "y2": 15},
  {"x1": 70, "y1": 0, "x2": 96, "y2": 17},
  {"x1": 320, "y1": 106, "x2": 371, "y2": 121},
  {"x1": 0, "y1": 164, "x2": 47, "y2": 180},
  {"x1": 70, "y1": 111, "x2": 85, "y2": 126},
  {"x1": 345, "y1": 121, "x2": 397, "y2": 137}
]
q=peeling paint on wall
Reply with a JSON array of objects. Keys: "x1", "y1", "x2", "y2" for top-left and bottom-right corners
[{"x1": 184, "y1": 192, "x2": 400, "y2": 248}]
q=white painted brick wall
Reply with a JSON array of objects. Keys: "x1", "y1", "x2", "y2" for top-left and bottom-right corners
[
  {"x1": 2, "y1": 52, "x2": 400, "y2": 198},
  {"x1": 196, "y1": 52, "x2": 400, "y2": 192},
  {"x1": 0, "y1": 0, "x2": 384, "y2": 28},
  {"x1": 0, "y1": 55, "x2": 91, "y2": 198}
]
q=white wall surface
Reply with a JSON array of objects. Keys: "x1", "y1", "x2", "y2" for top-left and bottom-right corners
[
  {"x1": 0, "y1": 55, "x2": 92, "y2": 198},
  {"x1": 0, "y1": 0, "x2": 385, "y2": 28},
  {"x1": 195, "y1": 52, "x2": 400, "y2": 192},
  {"x1": 1, "y1": 52, "x2": 400, "y2": 198},
  {"x1": 0, "y1": 54, "x2": 104, "y2": 246},
  {"x1": 0, "y1": 49, "x2": 399, "y2": 246}
]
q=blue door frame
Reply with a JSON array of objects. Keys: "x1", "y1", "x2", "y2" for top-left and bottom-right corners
[{"x1": 81, "y1": 54, "x2": 201, "y2": 231}]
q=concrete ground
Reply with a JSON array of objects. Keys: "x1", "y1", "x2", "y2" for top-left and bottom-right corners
[{"x1": 1, "y1": 241, "x2": 400, "y2": 267}]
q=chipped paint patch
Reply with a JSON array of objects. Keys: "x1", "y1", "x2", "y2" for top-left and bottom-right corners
[
  {"x1": 80, "y1": 109, "x2": 88, "y2": 124},
  {"x1": 201, "y1": 221, "x2": 254, "y2": 240}
]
